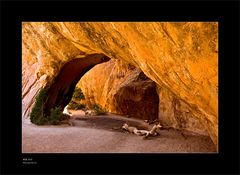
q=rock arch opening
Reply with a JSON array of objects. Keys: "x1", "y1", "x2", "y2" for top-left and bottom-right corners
[
  {"x1": 69, "y1": 58, "x2": 160, "y2": 122},
  {"x1": 112, "y1": 72, "x2": 159, "y2": 121},
  {"x1": 22, "y1": 22, "x2": 218, "y2": 152},
  {"x1": 42, "y1": 53, "x2": 160, "y2": 123},
  {"x1": 43, "y1": 54, "x2": 110, "y2": 115}
]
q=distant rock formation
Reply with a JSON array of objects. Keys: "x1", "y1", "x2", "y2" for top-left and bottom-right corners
[
  {"x1": 77, "y1": 59, "x2": 159, "y2": 121},
  {"x1": 77, "y1": 59, "x2": 207, "y2": 135}
]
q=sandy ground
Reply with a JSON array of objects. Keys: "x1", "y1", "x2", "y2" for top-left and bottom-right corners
[{"x1": 22, "y1": 110, "x2": 217, "y2": 153}]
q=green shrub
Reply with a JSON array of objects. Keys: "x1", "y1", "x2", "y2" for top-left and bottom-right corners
[
  {"x1": 68, "y1": 101, "x2": 86, "y2": 110},
  {"x1": 72, "y1": 87, "x2": 85, "y2": 100},
  {"x1": 30, "y1": 88, "x2": 47, "y2": 125},
  {"x1": 92, "y1": 104, "x2": 106, "y2": 115},
  {"x1": 67, "y1": 87, "x2": 86, "y2": 110},
  {"x1": 48, "y1": 106, "x2": 61, "y2": 125},
  {"x1": 30, "y1": 88, "x2": 62, "y2": 125}
]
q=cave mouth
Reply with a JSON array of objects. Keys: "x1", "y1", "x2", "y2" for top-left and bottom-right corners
[
  {"x1": 63, "y1": 66, "x2": 159, "y2": 124},
  {"x1": 66, "y1": 74, "x2": 160, "y2": 123},
  {"x1": 113, "y1": 72, "x2": 159, "y2": 122},
  {"x1": 41, "y1": 53, "x2": 160, "y2": 125},
  {"x1": 43, "y1": 53, "x2": 110, "y2": 116}
]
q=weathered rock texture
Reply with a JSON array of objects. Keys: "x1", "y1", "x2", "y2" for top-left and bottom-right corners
[
  {"x1": 78, "y1": 59, "x2": 159, "y2": 121},
  {"x1": 77, "y1": 59, "x2": 207, "y2": 135},
  {"x1": 22, "y1": 22, "x2": 218, "y2": 146},
  {"x1": 157, "y1": 86, "x2": 207, "y2": 135}
]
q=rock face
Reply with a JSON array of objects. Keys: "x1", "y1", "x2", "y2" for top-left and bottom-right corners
[
  {"x1": 22, "y1": 22, "x2": 218, "y2": 146},
  {"x1": 157, "y1": 86, "x2": 208, "y2": 135},
  {"x1": 78, "y1": 59, "x2": 159, "y2": 121},
  {"x1": 78, "y1": 60, "x2": 207, "y2": 134}
]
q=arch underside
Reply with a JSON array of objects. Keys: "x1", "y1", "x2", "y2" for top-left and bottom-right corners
[{"x1": 44, "y1": 54, "x2": 110, "y2": 115}]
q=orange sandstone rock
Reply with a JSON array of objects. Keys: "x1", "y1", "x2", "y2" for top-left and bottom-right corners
[
  {"x1": 22, "y1": 22, "x2": 218, "y2": 146},
  {"x1": 78, "y1": 59, "x2": 159, "y2": 121}
]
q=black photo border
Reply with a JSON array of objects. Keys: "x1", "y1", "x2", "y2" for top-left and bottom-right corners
[{"x1": 0, "y1": 0, "x2": 239, "y2": 174}]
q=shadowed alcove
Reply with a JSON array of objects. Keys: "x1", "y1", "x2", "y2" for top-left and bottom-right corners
[{"x1": 44, "y1": 53, "x2": 110, "y2": 115}]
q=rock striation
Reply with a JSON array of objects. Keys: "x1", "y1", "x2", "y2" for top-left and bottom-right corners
[
  {"x1": 78, "y1": 59, "x2": 208, "y2": 135},
  {"x1": 22, "y1": 22, "x2": 218, "y2": 146},
  {"x1": 78, "y1": 59, "x2": 159, "y2": 121}
]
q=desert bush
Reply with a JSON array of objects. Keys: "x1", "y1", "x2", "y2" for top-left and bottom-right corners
[
  {"x1": 91, "y1": 104, "x2": 107, "y2": 115},
  {"x1": 68, "y1": 101, "x2": 86, "y2": 110},
  {"x1": 30, "y1": 88, "x2": 47, "y2": 125},
  {"x1": 30, "y1": 88, "x2": 62, "y2": 125},
  {"x1": 48, "y1": 106, "x2": 61, "y2": 125},
  {"x1": 67, "y1": 87, "x2": 86, "y2": 110},
  {"x1": 72, "y1": 87, "x2": 85, "y2": 100}
]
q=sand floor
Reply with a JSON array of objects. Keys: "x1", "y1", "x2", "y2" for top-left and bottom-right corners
[{"x1": 22, "y1": 110, "x2": 217, "y2": 153}]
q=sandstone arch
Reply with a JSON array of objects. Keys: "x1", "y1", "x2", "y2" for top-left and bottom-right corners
[
  {"x1": 22, "y1": 22, "x2": 218, "y2": 146},
  {"x1": 43, "y1": 54, "x2": 110, "y2": 115}
]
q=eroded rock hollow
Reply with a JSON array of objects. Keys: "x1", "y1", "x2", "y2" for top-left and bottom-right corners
[
  {"x1": 44, "y1": 54, "x2": 110, "y2": 114},
  {"x1": 22, "y1": 22, "x2": 218, "y2": 146},
  {"x1": 78, "y1": 59, "x2": 159, "y2": 121}
]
